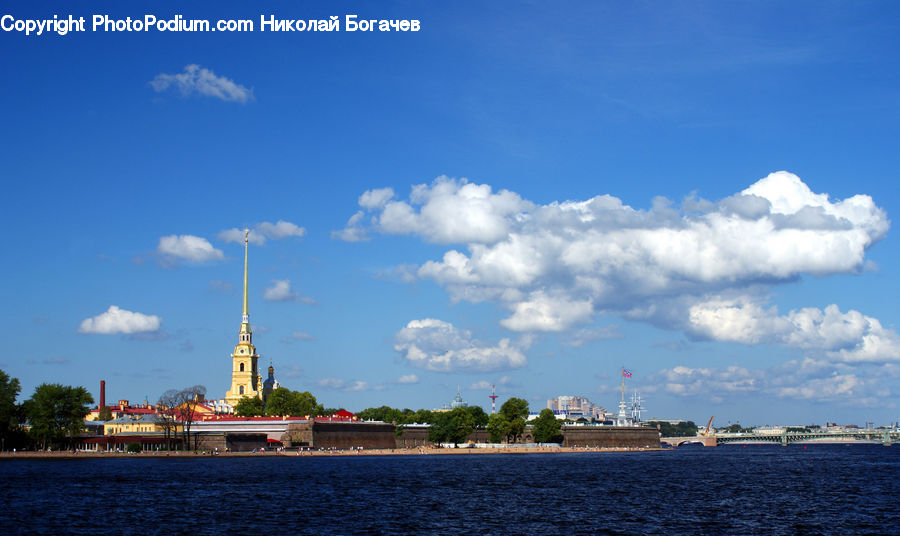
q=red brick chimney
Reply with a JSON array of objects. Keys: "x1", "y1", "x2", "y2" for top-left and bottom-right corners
[{"x1": 100, "y1": 380, "x2": 106, "y2": 408}]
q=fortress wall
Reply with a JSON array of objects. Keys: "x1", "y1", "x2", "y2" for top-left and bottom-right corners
[
  {"x1": 194, "y1": 433, "x2": 226, "y2": 451},
  {"x1": 395, "y1": 426, "x2": 490, "y2": 447},
  {"x1": 310, "y1": 421, "x2": 397, "y2": 450},
  {"x1": 195, "y1": 432, "x2": 270, "y2": 452},
  {"x1": 285, "y1": 422, "x2": 314, "y2": 446},
  {"x1": 195, "y1": 422, "x2": 661, "y2": 450},
  {"x1": 562, "y1": 426, "x2": 660, "y2": 448},
  {"x1": 396, "y1": 426, "x2": 430, "y2": 448},
  {"x1": 399, "y1": 425, "x2": 658, "y2": 448}
]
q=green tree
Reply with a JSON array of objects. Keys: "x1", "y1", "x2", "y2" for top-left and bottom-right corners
[
  {"x1": 448, "y1": 407, "x2": 475, "y2": 445},
  {"x1": 22, "y1": 383, "x2": 94, "y2": 450},
  {"x1": 429, "y1": 407, "x2": 475, "y2": 446},
  {"x1": 411, "y1": 409, "x2": 438, "y2": 424},
  {"x1": 0, "y1": 370, "x2": 21, "y2": 449},
  {"x1": 96, "y1": 405, "x2": 113, "y2": 421},
  {"x1": 234, "y1": 396, "x2": 265, "y2": 417},
  {"x1": 265, "y1": 388, "x2": 323, "y2": 417},
  {"x1": 487, "y1": 413, "x2": 511, "y2": 443},
  {"x1": 646, "y1": 420, "x2": 699, "y2": 437},
  {"x1": 499, "y1": 397, "x2": 529, "y2": 443},
  {"x1": 357, "y1": 405, "x2": 404, "y2": 423},
  {"x1": 722, "y1": 423, "x2": 754, "y2": 434},
  {"x1": 464, "y1": 405, "x2": 489, "y2": 427},
  {"x1": 531, "y1": 408, "x2": 563, "y2": 443}
]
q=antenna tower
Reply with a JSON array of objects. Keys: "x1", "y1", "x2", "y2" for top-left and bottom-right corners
[{"x1": 489, "y1": 384, "x2": 498, "y2": 414}]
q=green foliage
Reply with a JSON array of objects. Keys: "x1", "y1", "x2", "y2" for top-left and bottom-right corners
[
  {"x1": 96, "y1": 405, "x2": 113, "y2": 421},
  {"x1": 428, "y1": 407, "x2": 475, "y2": 446},
  {"x1": 234, "y1": 396, "x2": 265, "y2": 417},
  {"x1": 22, "y1": 383, "x2": 94, "y2": 449},
  {"x1": 531, "y1": 408, "x2": 563, "y2": 443},
  {"x1": 0, "y1": 370, "x2": 21, "y2": 442},
  {"x1": 646, "y1": 420, "x2": 699, "y2": 437},
  {"x1": 487, "y1": 413, "x2": 511, "y2": 443},
  {"x1": 356, "y1": 406, "x2": 441, "y2": 425},
  {"x1": 355, "y1": 404, "x2": 491, "y2": 443},
  {"x1": 265, "y1": 388, "x2": 323, "y2": 417},
  {"x1": 126, "y1": 442, "x2": 142, "y2": 453},
  {"x1": 409, "y1": 409, "x2": 438, "y2": 424},
  {"x1": 499, "y1": 397, "x2": 529, "y2": 421},
  {"x1": 464, "y1": 405, "x2": 489, "y2": 427},
  {"x1": 499, "y1": 398, "x2": 529, "y2": 443},
  {"x1": 357, "y1": 405, "x2": 406, "y2": 423}
]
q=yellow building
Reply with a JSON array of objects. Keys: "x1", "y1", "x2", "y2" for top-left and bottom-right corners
[
  {"x1": 224, "y1": 229, "x2": 262, "y2": 405},
  {"x1": 102, "y1": 413, "x2": 169, "y2": 435}
]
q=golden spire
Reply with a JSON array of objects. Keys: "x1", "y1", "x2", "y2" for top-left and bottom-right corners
[
  {"x1": 242, "y1": 228, "x2": 249, "y2": 319},
  {"x1": 240, "y1": 229, "x2": 251, "y2": 334}
]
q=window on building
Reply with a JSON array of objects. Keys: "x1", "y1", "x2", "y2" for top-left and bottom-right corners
[
  {"x1": 240, "y1": 363, "x2": 245, "y2": 372},
  {"x1": 239, "y1": 385, "x2": 244, "y2": 395}
]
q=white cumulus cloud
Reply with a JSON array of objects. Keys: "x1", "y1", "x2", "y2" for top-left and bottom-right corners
[
  {"x1": 394, "y1": 318, "x2": 528, "y2": 372},
  {"x1": 263, "y1": 280, "x2": 316, "y2": 304},
  {"x1": 157, "y1": 235, "x2": 224, "y2": 263},
  {"x1": 501, "y1": 290, "x2": 594, "y2": 332},
  {"x1": 331, "y1": 211, "x2": 369, "y2": 242},
  {"x1": 397, "y1": 374, "x2": 420, "y2": 384},
  {"x1": 684, "y1": 299, "x2": 900, "y2": 363},
  {"x1": 359, "y1": 188, "x2": 395, "y2": 209},
  {"x1": 650, "y1": 359, "x2": 891, "y2": 406},
  {"x1": 335, "y1": 176, "x2": 531, "y2": 244},
  {"x1": 151, "y1": 64, "x2": 253, "y2": 103},
  {"x1": 343, "y1": 171, "x2": 896, "y2": 362},
  {"x1": 78, "y1": 306, "x2": 162, "y2": 335}
]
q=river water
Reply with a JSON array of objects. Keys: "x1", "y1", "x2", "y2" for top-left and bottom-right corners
[{"x1": 1, "y1": 444, "x2": 898, "y2": 535}]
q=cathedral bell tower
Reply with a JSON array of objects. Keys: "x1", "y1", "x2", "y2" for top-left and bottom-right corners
[{"x1": 225, "y1": 229, "x2": 261, "y2": 406}]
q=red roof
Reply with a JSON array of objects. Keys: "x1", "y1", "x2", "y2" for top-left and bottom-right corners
[
  {"x1": 198, "y1": 415, "x2": 308, "y2": 422},
  {"x1": 92, "y1": 406, "x2": 157, "y2": 415}
]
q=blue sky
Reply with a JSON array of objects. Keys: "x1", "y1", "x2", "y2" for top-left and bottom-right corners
[{"x1": 3, "y1": 1, "x2": 899, "y2": 426}]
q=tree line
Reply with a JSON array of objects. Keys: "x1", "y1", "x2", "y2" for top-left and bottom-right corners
[
  {"x1": 232, "y1": 387, "x2": 332, "y2": 418},
  {"x1": 357, "y1": 398, "x2": 563, "y2": 445},
  {"x1": 1, "y1": 367, "x2": 563, "y2": 451},
  {"x1": 645, "y1": 420, "x2": 699, "y2": 437},
  {"x1": 1, "y1": 369, "x2": 93, "y2": 451}
]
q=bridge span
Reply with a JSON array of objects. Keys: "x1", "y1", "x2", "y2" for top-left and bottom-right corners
[{"x1": 661, "y1": 429, "x2": 898, "y2": 447}]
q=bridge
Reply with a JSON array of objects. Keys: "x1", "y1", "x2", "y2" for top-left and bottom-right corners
[
  {"x1": 660, "y1": 435, "x2": 717, "y2": 447},
  {"x1": 660, "y1": 429, "x2": 899, "y2": 447}
]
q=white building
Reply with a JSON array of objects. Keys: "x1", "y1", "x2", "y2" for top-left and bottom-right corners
[{"x1": 547, "y1": 396, "x2": 608, "y2": 420}]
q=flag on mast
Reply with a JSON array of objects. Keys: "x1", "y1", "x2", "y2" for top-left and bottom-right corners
[{"x1": 622, "y1": 368, "x2": 632, "y2": 378}]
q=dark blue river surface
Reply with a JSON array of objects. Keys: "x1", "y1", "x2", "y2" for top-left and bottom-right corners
[{"x1": 2, "y1": 444, "x2": 899, "y2": 535}]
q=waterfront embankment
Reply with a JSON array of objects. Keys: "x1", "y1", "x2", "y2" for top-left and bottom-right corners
[{"x1": 0, "y1": 445, "x2": 665, "y2": 459}]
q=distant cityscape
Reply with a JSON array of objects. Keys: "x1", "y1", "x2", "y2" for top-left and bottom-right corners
[{"x1": 3, "y1": 230, "x2": 896, "y2": 454}]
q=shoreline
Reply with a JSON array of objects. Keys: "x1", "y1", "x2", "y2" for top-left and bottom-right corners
[{"x1": 0, "y1": 446, "x2": 666, "y2": 459}]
